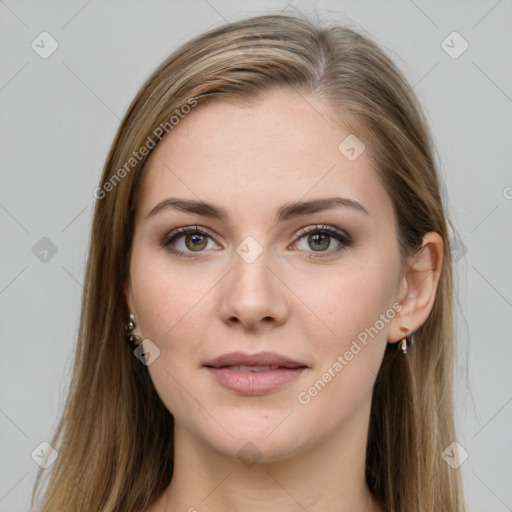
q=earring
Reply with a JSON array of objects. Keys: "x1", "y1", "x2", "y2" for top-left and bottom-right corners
[
  {"x1": 126, "y1": 313, "x2": 143, "y2": 348},
  {"x1": 398, "y1": 326, "x2": 414, "y2": 354}
]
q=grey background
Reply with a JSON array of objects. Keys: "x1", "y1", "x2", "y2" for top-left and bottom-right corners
[{"x1": 1, "y1": 0, "x2": 511, "y2": 510}]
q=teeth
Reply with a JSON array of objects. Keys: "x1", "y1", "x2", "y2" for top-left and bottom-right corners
[{"x1": 228, "y1": 365, "x2": 280, "y2": 372}]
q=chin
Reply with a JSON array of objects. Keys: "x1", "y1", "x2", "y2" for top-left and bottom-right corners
[{"x1": 199, "y1": 419, "x2": 310, "y2": 464}]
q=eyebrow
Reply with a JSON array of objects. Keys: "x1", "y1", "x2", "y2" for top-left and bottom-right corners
[{"x1": 146, "y1": 196, "x2": 369, "y2": 222}]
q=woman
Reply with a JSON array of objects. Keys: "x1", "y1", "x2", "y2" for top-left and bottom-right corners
[{"x1": 31, "y1": 11, "x2": 466, "y2": 512}]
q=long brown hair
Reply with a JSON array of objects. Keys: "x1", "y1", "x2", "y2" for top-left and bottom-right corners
[{"x1": 31, "y1": 11, "x2": 465, "y2": 511}]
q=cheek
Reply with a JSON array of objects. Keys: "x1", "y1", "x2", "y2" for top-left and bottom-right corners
[
  {"x1": 294, "y1": 280, "x2": 393, "y2": 431},
  {"x1": 314, "y1": 257, "x2": 398, "y2": 337},
  {"x1": 130, "y1": 244, "x2": 212, "y2": 340},
  {"x1": 130, "y1": 255, "x2": 213, "y2": 416},
  {"x1": 305, "y1": 258, "x2": 399, "y2": 387},
  {"x1": 129, "y1": 254, "x2": 215, "y2": 415}
]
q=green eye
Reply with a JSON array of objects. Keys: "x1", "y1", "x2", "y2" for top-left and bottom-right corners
[
  {"x1": 161, "y1": 224, "x2": 351, "y2": 259},
  {"x1": 293, "y1": 225, "x2": 351, "y2": 257}
]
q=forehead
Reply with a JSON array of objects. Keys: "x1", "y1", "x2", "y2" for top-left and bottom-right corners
[{"x1": 136, "y1": 89, "x2": 393, "y2": 224}]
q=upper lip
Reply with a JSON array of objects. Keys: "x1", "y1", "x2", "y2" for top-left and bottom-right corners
[{"x1": 203, "y1": 351, "x2": 308, "y2": 369}]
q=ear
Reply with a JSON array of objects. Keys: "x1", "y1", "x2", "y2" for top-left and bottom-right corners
[
  {"x1": 388, "y1": 232, "x2": 444, "y2": 344},
  {"x1": 124, "y1": 278, "x2": 135, "y2": 315}
]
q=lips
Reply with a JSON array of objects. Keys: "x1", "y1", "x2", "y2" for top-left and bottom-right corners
[
  {"x1": 203, "y1": 351, "x2": 307, "y2": 369},
  {"x1": 203, "y1": 351, "x2": 308, "y2": 395},
  {"x1": 225, "y1": 365, "x2": 281, "y2": 372}
]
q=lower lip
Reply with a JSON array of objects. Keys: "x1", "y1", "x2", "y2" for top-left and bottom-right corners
[{"x1": 205, "y1": 367, "x2": 307, "y2": 395}]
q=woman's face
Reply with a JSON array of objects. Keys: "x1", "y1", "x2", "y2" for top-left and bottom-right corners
[{"x1": 125, "y1": 88, "x2": 405, "y2": 462}]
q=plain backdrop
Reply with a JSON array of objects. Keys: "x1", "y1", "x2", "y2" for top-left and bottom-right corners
[{"x1": 1, "y1": 1, "x2": 511, "y2": 511}]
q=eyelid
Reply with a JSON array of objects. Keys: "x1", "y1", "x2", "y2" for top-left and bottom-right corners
[
  {"x1": 294, "y1": 224, "x2": 351, "y2": 243},
  {"x1": 161, "y1": 224, "x2": 217, "y2": 245}
]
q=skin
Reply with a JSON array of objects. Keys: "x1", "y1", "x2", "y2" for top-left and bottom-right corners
[{"x1": 124, "y1": 88, "x2": 443, "y2": 512}]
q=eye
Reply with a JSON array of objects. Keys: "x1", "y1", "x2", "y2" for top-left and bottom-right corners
[
  {"x1": 292, "y1": 224, "x2": 352, "y2": 258},
  {"x1": 160, "y1": 225, "x2": 218, "y2": 257},
  {"x1": 160, "y1": 224, "x2": 352, "y2": 259}
]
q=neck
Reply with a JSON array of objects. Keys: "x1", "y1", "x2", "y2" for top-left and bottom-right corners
[{"x1": 157, "y1": 403, "x2": 382, "y2": 512}]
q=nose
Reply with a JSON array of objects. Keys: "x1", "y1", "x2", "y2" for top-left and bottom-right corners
[{"x1": 218, "y1": 244, "x2": 289, "y2": 331}]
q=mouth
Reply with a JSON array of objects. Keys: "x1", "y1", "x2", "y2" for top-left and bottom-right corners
[
  {"x1": 203, "y1": 351, "x2": 308, "y2": 395},
  {"x1": 216, "y1": 365, "x2": 293, "y2": 372},
  {"x1": 203, "y1": 350, "x2": 308, "y2": 369}
]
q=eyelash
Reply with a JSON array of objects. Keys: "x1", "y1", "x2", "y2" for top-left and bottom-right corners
[{"x1": 160, "y1": 224, "x2": 352, "y2": 259}]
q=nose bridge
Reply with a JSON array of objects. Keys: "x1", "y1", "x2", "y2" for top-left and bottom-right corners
[{"x1": 219, "y1": 235, "x2": 287, "y2": 329}]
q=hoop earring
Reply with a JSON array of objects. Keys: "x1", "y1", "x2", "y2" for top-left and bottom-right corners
[{"x1": 126, "y1": 313, "x2": 143, "y2": 348}]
